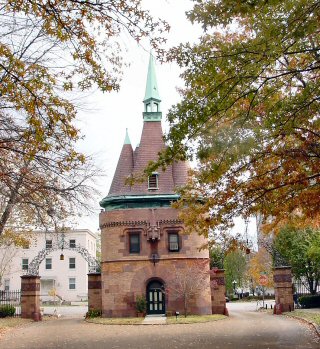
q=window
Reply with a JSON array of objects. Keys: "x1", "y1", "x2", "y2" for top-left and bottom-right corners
[
  {"x1": 148, "y1": 173, "x2": 158, "y2": 189},
  {"x1": 46, "y1": 239, "x2": 52, "y2": 249},
  {"x1": 69, "y1": 257, "x2": 76, "y2": 269},
  {"x1": 4, "y1": 279, "x2": 10, "y2": 291},
  {"x1": 69, "y1": 239, "x2": 76, "y2": 248},
  {"x1": 22, "y1": 258, "x2": 29, "y2": 270},
  {"x1": 168, "y1": 233, "x2": 179, "y2": 252},
  {"x1": 69, "y1": 278, "x2": 76, "y2": 290},
  {"x1": 45, "y1": 258, "x2": 52, "y2": 270},
  {"x1": 129, "y1": 233, "x2": 140, "y2": 253},
  {"x1": 154, "y1": 102, "x2": 159, "y2": 112},
  {"x1": 146, "y1": 103, "x2": 151, "y2": 112}
]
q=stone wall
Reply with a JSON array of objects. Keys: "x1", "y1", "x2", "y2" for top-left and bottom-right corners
[
  {"x1": 100, "y1": 207, "x2": 212, "y2": 317},
  {"x1": 21, "y1": 275, "x2": 41, "y2": 320},
  {"x1": 273, "y1": 266, "x2": 294, "y2": 313},
  {"x1": 210, "y1": 269, "x2": 227, "y2": 315},
  {"x1": 101, "y1": 259, "x2": 212, "y2": 317},
  {"x1": 88, "y1": 273, "x2": 102, "y2": 313}
]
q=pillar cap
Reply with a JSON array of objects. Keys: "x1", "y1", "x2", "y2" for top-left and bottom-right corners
[
  {"x1": 21, "y1": 275, "x2": 41, "y2": 279},
  {"x1": 274, "y1": 266, "x2": 291, "y2": 270}
]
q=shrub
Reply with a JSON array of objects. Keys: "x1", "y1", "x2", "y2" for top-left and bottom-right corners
[
  {"x1": 0, "y1": 305, "x2": 16, "y2": 317},
  {"x1": 85, "y1": 309, "x2": 102, "y2": 318},
  {"x1": 135, "y1": 295, "x2": 147, "y2": 313},
  {"x1": 299, "y1": 295, "x2": 320, "y2": 308}
]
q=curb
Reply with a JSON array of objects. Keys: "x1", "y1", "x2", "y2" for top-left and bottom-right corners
[{"x1": 284, "y1": 314, "x2": 320, "y2": 338}]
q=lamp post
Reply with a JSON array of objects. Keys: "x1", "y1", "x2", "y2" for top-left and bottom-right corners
[
  {"x1": 232, "y1": 280, "x2": 237, "y2": 297},
  {"x1": 59, "y1": 233, "x2": 65, "y2": 260}
]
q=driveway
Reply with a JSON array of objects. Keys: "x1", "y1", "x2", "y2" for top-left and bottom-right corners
[{"x1": 0, "y1": 302, "x2": 318, "y2": 349}]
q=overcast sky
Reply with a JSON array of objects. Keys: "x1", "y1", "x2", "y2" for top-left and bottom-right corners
[
  {"x1": 74, "y1": 0, "x2": 199, "y2": 230},
  {"x1": 74, "y1": 0, "x2": 258, "y2": 248}
]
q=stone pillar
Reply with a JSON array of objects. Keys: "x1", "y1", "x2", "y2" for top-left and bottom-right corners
[
  {"x1": 21, "y1": 275, "x2": 41, "y2": 321},
  {"x1": 273, "y1": 266, "x2": 294, "y2": 314},
  {"x1": 88, "y1": 273, "x2": 102, "y2": 313},
  {"x1": 210, "y1": 268, "x2": 228, "y2": 315}
]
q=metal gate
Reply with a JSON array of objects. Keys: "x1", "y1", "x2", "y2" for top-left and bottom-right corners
[{"x1": 0, "y1": 290, "x2": 21, "y2": 317}]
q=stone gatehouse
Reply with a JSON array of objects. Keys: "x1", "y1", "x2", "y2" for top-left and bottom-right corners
[{"x1": 98, "y1": 54, "x2": 216, "y2": 317}]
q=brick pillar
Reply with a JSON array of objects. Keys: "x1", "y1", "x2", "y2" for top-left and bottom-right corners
[
  {"x1": 273, "y1": 266, "x2": 294, "y2": 314},
  {"x1": 210, "y1": 269, "x2": 228, "y2": 315},
  {"x1": 21, "y1": 275, "x2": 41, "y2": 321},
  {"x1": 88, "y1": 273, "x2": 102, "y2": 313}
]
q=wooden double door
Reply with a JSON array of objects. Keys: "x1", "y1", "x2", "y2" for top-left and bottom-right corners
[{"x1": 147, "y1": 281, "x2": 165, "y2": 315}]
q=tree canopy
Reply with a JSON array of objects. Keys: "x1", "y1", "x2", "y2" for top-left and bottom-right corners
[
  {"x1": 273, "y1": 226, "x2": 320, "y2": 294},
  {"x1": 151, "y1": 0, "x2": 320, "y2": 236},
  {"x1": 0, "y1": 0, "x2": 168, "y2": 235}
]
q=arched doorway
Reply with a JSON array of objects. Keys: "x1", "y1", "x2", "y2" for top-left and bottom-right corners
[{"x1": 146, "y1": 280, "x2": 165, "y2": 315}]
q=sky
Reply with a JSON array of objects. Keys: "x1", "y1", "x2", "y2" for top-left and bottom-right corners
[
  {"x1": 74, "y1": 0, "x2": 258, "y2": 248},
  {"x1": 75, "y1": 0, "x2": 200, "y2": 231}
]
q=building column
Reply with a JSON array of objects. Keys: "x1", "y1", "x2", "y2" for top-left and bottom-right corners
[
  {"x1": 273, "y1": 266, "x2": 294, "y2": 314},
  {"x1": 88, "y1": 273, "x2": 102, "y2": 313},
  {"x1": 21, "y1": 275, "x2": 41, "y2": 321},
  {"x1": 210, "y1": 269, "x2": 228, "y2": 315}
]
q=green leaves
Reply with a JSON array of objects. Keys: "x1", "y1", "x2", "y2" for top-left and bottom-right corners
[
  {"x1": 274, "y1": 226, "x2": 320, "y2": 293},
  {"x1": 161, "y1": 0, "x2": 320, "y2": 234}
]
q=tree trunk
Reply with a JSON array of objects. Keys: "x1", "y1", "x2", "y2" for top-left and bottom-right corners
[{"x1": 0, "y1": 174, "x2": 24, "y2": 235}]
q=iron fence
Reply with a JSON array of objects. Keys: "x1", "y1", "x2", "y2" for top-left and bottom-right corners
[
  {"x1": 293, "y1": 279, "x2": 320, "y2": 297},
  {"x1": 0, "y1": 290, "x2": 21, "y2": 317}
]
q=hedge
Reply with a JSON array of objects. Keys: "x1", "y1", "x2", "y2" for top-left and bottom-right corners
[
  {"x1": 0, "y1": 305, "x2": 16, "y2": 317},
  {"x1": 298, "y1": 295, "x2": 320, "y2": 308}
]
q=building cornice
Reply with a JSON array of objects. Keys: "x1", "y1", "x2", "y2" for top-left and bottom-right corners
[{"x1": 100, "y1": 193, "x2": 180, "y2": 211}]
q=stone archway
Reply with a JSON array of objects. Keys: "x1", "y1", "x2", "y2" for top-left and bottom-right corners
[{"x1": 21, "y1": 242, "x2": 100, "y2": 320}]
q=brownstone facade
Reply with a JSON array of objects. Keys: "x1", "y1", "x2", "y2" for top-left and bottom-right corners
[
  {"x1": 21, "y1": 275, "x2": 41, "y2": 320},
  {"x1": 210, "y1": 269, "x2": 227, "y2": 315},
  {"x1": 273, "y1": 266, "x2": 294, "y2": 313},
  {"x1": 99, "y1": 207, "x2": 212, "y2": 317},
  {"x1": 88, "y1": 273, "x2": 102, "y2": 313}
]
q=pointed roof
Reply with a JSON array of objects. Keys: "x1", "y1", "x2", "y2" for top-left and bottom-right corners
[
  {"x1": 108, "y1": 130, "x2": 133, "y2": 196},
  {"x1": 143, "y1": 53, "x2": 161, "y2": 102},
  {"x1": 101, "y1": 55, "x2": 190, "y2": 209},
  {"x1": 124, "y1": 128, "x2": 131, "y2": 145}
]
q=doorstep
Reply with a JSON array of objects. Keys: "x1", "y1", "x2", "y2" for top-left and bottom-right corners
[{"x1": 142, "y1": 314, "x2": 166, "y2": 325}]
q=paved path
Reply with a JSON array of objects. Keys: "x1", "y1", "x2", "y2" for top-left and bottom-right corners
[{"x1": 0, "y1": 303, "x2": 318, "y2": 349}]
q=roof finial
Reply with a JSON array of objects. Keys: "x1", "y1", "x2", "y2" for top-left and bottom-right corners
[
  {"x1": 143, "y1": 53, "x2": 161, "y2": 102},
  {"x1": 124, "y1": 128, "x2": 131, "y2": 145}
]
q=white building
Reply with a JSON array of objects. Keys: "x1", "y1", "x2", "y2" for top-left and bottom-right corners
[{"x1": 0, "y1": 229, "x2": 98, "y2": 303}]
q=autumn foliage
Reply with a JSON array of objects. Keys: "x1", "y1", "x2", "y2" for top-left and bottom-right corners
[
  {"x1": 148, "y1": 0, "x2": 320, "y2": 236},
  {"x1": 0, "y1": 1, "x2": 168, "y2": 235}
]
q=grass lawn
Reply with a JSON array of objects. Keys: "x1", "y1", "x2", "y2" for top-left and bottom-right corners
[
  {"x1": 284, "y1": 310, "x2": 320, "y2": 326},
  {"x1": 86, "y1": 314, "x2": 227, "y2": 325},
  {"x1": 166, "y1": 314, "x2": 227, "y2": 324},
  {"x1": 0, "y1": 317, "x2": 32, "y2": 335},
  {"x1": 86, "y1": 317, "x2": 144, "y2": 325}
]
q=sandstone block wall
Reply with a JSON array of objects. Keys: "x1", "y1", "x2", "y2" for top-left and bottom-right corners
[
  {"x1": 21, "y1": 275, "x2": 41, "y2": 320},
  {"x1": 273, "y1": 267, "x2": 294, "y2": 313},
  {"x1": 88, "y1": 273, "x2": 102, "y2": 312},
  {"x1": 210, "y1": 269, "x2": 227, "y2": 315},
  {"x1": 99, "y1": 206, "x2": 212, "y2": 318},
  {"x1": 101, "y1": 259, "x2": 212, "y2": 317}
]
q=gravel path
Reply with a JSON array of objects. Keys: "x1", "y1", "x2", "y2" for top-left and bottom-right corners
[{"x1": 0, "y1": 303, "x2": 318, "y2": 349}]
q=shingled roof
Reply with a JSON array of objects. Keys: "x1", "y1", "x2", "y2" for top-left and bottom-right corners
[{"x1": 107, "y1": 54, "x2": 189, "y2": 198}]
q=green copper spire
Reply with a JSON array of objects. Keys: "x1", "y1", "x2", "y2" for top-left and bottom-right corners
[
  {"x1": 124, "y1": 128, "x2": 131, "y2": 145},
  {"x1": 143, "y1": 53, "x2": 162, "y2": 122},
  {"x1": 143, "y1": 53, "x2": 161, "y2": 102}
]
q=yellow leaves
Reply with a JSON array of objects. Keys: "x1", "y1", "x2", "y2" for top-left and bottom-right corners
[
  {"x1": 248, "y1": 248, "x2": 274, "y2": 288},
  {"x1": 0, "y1": 229, "x2": 33, "y2": 248}
]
